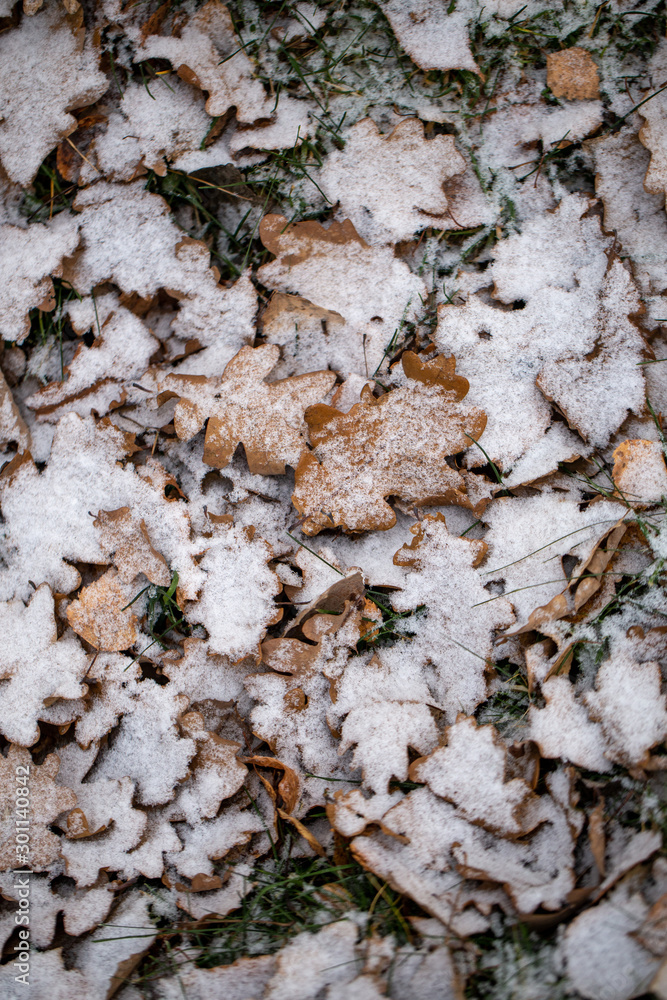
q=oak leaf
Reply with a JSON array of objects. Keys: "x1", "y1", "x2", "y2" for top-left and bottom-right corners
[
  {"x1": 257, "y1": 214, "x2": 426, "y2": 378},
  {"x1": 0, "y1": 746, "x2": 76, "y2": 870},
  {"x1": 372, "y1": 0, "x2": 479, "y2": 74},
  {"x1": 389, "y1": 513, "x2": 514, "y2": 719},
  {"x1": 292, "y1": 352, "x2": 487, "y2": 534},
  {"x1": 319, "y1": 117, "x2": 466, "y2": 244},
  {"x1": 0, "y1": 413, "x2": 205, "y2": 601},
  {"x1": 66, "y1": 568, "x2": 138, "y2": 652},
  {"x1": 0, "y1": 583, "x2": 89, "y2": 746},
  {"x1": 141, "y1": 0, "x2": 270, "y2": 123},
  {"x1": 436, "y1": 195, "x2": 646, "y2": 479},
  {"x1": 411, "y1": 717, "x2": 535, "y2": 835},
  {"x1": 166, "y1": 344, "x2": 336, "y2": 474},
  {"x1": 0, "y1": 216, "x2": 80, "y2": 343},
  {"x1": 0, "y1": 3, "x2": 107, "y2": 185},
  {"x1": 94, "y1": 507, "x2": 171, "y2": 587}
]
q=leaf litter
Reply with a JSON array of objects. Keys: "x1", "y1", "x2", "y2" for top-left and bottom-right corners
[{"x1": 3, "y1": 1, "x2": 667, "y2": 997}]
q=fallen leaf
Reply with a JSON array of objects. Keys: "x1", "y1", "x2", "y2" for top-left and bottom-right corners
[
  {"x1": 0, "y1": 3, "x2": 107, "y2": 184},
  {"x1": 0, "y1": 583, "x2": 89, "y2": 746},
  {"x1": 319, "y1": 117, "x2": 466, "y2": 244},
  {"x1": 166, "y1": 343, "x2": 336, "y2": 473},
  {"x1": 0, "y1": 746, "x2": 77, "y2": 870},
  {"x1": 0, "y1": 216, "x2": 79, "y2": 343},
  {"x1": 141, "y1": 0, "x2": 270, "y2": 122},
  {"x1": 547, "y1": 47, "x2": 600, "y2": 100},
  {"x1": 258, "y1": 214, "x2": 426, "y2": 378},
  {"x1": 66, "y1": 568, "x2": 138, "y2": 652},
  {"x1": 292, "y1": 352, "x2": 487, "y2": 534}
]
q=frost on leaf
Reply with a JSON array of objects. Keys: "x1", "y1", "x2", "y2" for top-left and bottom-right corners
[
  {"x1": 55, "y1": 743, "x2": 148, "y2": 885},
  {"x1": 0, "y1": 746, "x2": 76, "y2": 870},
  {"x1": 185, "y1": 523, "x2": 282, "y2": 660},
  {"x1": 561, "y1": 883, "x2": 659, "y2": 1000},
  {"x1": 411, "y1": 717, "x2": 534, "y2": 835},
  {"x1": 0, "y1": 584, "x2": 89, "y2": 746},
  {"x1": 261, "y1": 292, "x2": 349, "y2": 378},
  {"x1": 0, "y1": 950, "x2": 87, "y2": 1000},
  {"x1": 78, "y1": 78, "x2": 211, "y2": 183},
  {"x1": 248, "y1": 577, "x2": 371, "y2": 811},
  {"x1": 0, "y1": 873, "x2": 113, "y2": 950},
  {"x1": 141, "y1": 0, "x2": 270, "y2": 123},
  {"x1": 66, "y1": 568, "x2": 138, "y2": 652},
  {"x1": 612, "y1": 439, "x2": 667, "y2": 506},
  {"x1": 94, "y1": 507, "x2": 170, "y2": 587},
  {"x1": 372, "y1": 0, "x2": 479, "y2": 74},
  {"x1": 330, "y1": 654, "x2": 438, "y2": 794},
  {"x1": 62, "y1": 183, "x2": 257, "y2": 375},
  {"x1": 390, "y1": 514, "x2": 514, "y2": 718},
  {"x1": 258, "y1": 214, "x2": 426, "y2": 377},
  {"x1": 592, "y1": 127, "x2": 667, "y2": 329},
  {"x1": 166, "y1": 343, "x2": 335, "y2": 474},
  {"x1": 0, "y1": 3, "x2": 107, "y2": 185},
  {"x1": 0, "y1": 413, "x2": 204, "y2": 601},
  {"x1": 0, "y1": 216, "x2": 79, "y2": 343},
  {"x1": 639, "y1": 41, "x2": 667, "y2": 207},
  {"x1": 93, "y1": 682, "x2": 195, "y2": 806},
  {"x1": 168, "y1": 797, "x2": 267, "y2": 878},
  {"x1": 481, "y1": 492, "x2": 626, "y2": 631},
  {"x1": 436, "y1": 195, "x2": 647, "y2": 477},
  {"x1": 166, "y1": 711, "x2": 247, "y2": 825},
  {"x1": 263, "y1": 919, "x2": 359, "y2": 1000},
  {"x1": 72, "y1": 891, "x2": 157, "y2": 1000},
  {"x1": 319, "y1": 117, "x2": 466, "y2": 244},
  {"x1": 584, "y1": 654, "x2": 667, "y2": 767},
  {"x1": 348, "y1": 782, "x2": 573, "y2": 924},
  {"x1": 546, "y1": 47, "x2": 600, "y2": 100},
  {"x1": 292, "y1": 352, "x2": 488, "y2": 534},
  {"x1": 161, "y1": 637, "x2": 250, "y2": 706},
  {"x1": 528, "y1": 676, "x2": 611, "y2": 772},
  {"x1": 26, "y1": 293, "x2": 159, "y2": 421}
]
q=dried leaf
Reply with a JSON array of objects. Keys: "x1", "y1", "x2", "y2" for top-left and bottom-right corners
[
  {"x1": 372, "y1": 0, "x2": 479, "y2": 74},
  {"x1": 612, "y1": 438, "x2": 667, "y2": 506},
  {"x1": 185, "y1": 522, "x2": 282, "y2": 660},
  {"x1": 561, "y1": 884, "x2": 659, "y2": 1000},
  {"x1": 547, "y1": 47, "x2": 600, "y2": 100},
  {"x1": 94, "y1": 507, "x2": 171, "y2": 586},
  {"x1": 436, "y1": 196, "x2": 646, "y2": 475},
  {"x1": 0, "y1": 746, "x2": 76, "y2": 870},
  {"x1": 141, "y1": 0, "x2": 270, "y2": 122},
  {"x1": 0, "y1": 583, "x2": 89, "y2": 746},
  {"x1": 0, "y1": 3, "x2": 107, "y2": 184},
  {"x1": 411, "y1": 717, "x2": 534, "y2": 835},
  {"x1": 293, "y1": 353, "x2": 487, "y2": 534},
  {"x1": 258, "y1": 214, "x2": 426, "y2": 377},
  {"x1": 167, "y1": 344, "x2": 335, "y2": 473},
  {"x1": 319, "y1": 117, "x2": 466, "y2": 244},
  {"x1": 66, "y1": 568, "x2": 138, "y2": 652},
  {"x1": 390, "y1": 514, "x2": 514, "y2": 718}
]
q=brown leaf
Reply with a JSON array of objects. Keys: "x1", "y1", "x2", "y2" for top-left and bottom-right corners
[
  {"x1": 588, "y1": 799, "x2": 606, "y2": 878},
  {"x1": 547, "y1": 48, "x2": 600, "y2": 101},
  {"x1": 0, "y1": 747, "x2": 76, "y2": 870},
  {"x1": 292, "y1": 352, "x2": 487, "y2": 534},
  {"x1": 241, "y1": 755, "x2": 300, "y2": 814},
  {"x1": 67, "y1": 568, "x2": 138, "y2": 652},
  {"x1": 94, "y1": 507, "x2": 171, "y2": 586},
  {"x1": 166, "y1": 344, "x2": 335, "y2": 474},
  {"x1": 612, "y1": 438, "x2": 667, "y2": 506}
]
